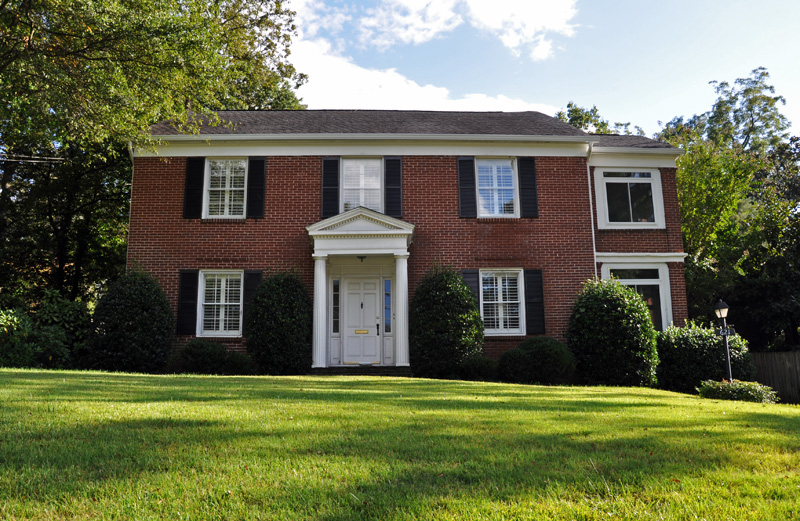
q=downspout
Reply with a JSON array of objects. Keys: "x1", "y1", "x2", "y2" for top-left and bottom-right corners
[
  {"x1": 125, "y1": 141, "x2": 135, "y2": 272},
  {"x1": 586, "y1": 140, "x2": 598, "y2": 278}
]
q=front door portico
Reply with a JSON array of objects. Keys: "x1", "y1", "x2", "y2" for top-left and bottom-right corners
[{"x1": 306, "y1": 207, "x2": 415, "y2": 368}]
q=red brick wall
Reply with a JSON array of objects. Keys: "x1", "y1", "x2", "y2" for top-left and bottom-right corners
[{"x1": 129, "y1": 155, "x2": 687, "y2": 359}]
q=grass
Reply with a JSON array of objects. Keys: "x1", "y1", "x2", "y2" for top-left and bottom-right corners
[{"x1": 1, "y1": 369, "x2": 799, "y2": 520}]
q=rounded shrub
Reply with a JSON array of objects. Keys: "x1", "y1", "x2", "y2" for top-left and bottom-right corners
[
  {"x1": 456, "y1": 355, "x2": 498, "y2": 382},
  {"x1": 567, "y1": 278, "x2": 659, "y2": 387},
  {"x1": 409, "y1": 266, "x2": 484, "y2": 378},
  {"x1": 34, "y1": 289, "x2": 90, "y2": 367},
  {"x1": 498, "y1": 336, "x2": 574, "y2": 384},
  {"x1": 171, "y1": 339, "x2": 229, "y2": 374},
  {"x1": 223, "y1": 351, "x2": 258, "y2": 375},
  {"x1": 697, "y1": 380, "x2": 778, "y2": 404},
  {"x1": 0, "y1": 309, "x2": 36, "y2": 368},
  {"x1": 657, "y1": 323, "x2": 756, "y2": 394},
  {"x1": 87, "y1": 270, "x2": 173, "y2": 373},
  {"x1": 245, "y1": 272, "x2": 312, "y2": 375}
]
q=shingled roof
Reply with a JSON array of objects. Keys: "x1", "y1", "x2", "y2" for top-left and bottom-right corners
[
  {"x1": 150, "y1": 110, "x2": 590, "y2": 138},
  {"x1": 591, "y1": 133, "x2": 675, "y2": 149}
]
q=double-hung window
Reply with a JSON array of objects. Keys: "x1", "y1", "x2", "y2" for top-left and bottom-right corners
[
  {"x1": 199, "y1": 271, "x2": 243, "y2": 336},
  {"x1": 595, "y1": 168, "x2": 664, "y2": 229},
  {"x1": 342, "y1": 158, "x2": 382, "y2": 212},
  {"x1": 476, "y1": 158, "x2": 518, "y2": 217},
  {"x1": 205, "y1": 159, "x2": 247, "y2": 218},
  {"x1": 601, "y1": 263, "x2": 671, "y2": 330},
  {"x1": 480, "y1": 269, "x2": 525, "y2": 335}
]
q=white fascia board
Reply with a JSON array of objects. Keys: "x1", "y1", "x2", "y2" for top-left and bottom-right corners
[
  {"x1": 134, "y1": 136, "x2": 591, "y2": 158},
  {"x1": 589, "y1": 148, "x2": 681, "y2": 168},
  {"x1": 149, "y1": 132, "x2": 593, "y2": 143},
  {"x1": 595, "y1": 252, "x2": 688, "y2": 264}
]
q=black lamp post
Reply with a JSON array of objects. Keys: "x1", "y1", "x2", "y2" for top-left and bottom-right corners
[{"x1": 714, "y1": 300, "x2": 734, "y2": 382}]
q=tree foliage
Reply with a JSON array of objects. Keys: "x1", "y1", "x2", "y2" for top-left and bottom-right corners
[
  {"x1": 1, "y1": 0, "x2": 306, "y2": 150},
  {"x1": 556, "y1": 102, "x2": 645, "y2": 135},
  {"x1": 1, "y1": 0, "x2": 306, "y2": 307}
]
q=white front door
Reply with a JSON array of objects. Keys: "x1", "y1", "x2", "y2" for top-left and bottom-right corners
[{"x1": 343, "y1": 279, "x2": 381, "y2": 364}]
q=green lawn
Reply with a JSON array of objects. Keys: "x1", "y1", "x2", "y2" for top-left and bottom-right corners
[{"x1": 1, "y1": 370, "x2": 799, "y2": 520}]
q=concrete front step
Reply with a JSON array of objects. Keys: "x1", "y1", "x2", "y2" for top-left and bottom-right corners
[{"x1": 309, "y1": 366, "x2": 413, "y2": 377}]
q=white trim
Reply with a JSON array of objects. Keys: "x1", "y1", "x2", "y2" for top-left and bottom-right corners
[
  {"x1": 479, "y1": 268, "x2": 526, "y2": 336},
  {"x1": 202, "y1": 157, "x2": 248, "y2": 219},
  {"x1": 596, "y1": 252, "x2": 687, "y2": 264},
  {"x1": 151, "y1": 133, "x2": 596, "y2": 143},
  {"x1": 133, "y1": 141, "x2": 591, "y2": 159},
  {"x1": 594, "y1": 167, "x2": 665, "y2": 230},
  {"x1": 589, "y1": 151, "x2": 679, "y2": 169},
  {"x1": 475, "y1": 157, "x2": 520, "y2": 219},
  {"x1": 196, "y1": 270, "x2": 244, "y2": 338},
  {"x1": 600, "y1": 262, "x2": 673, "y2": 330}
]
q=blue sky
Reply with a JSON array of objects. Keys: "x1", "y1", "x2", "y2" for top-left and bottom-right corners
[{"x1": 287, "y1": 0, "x2": 800, "y2": 136}]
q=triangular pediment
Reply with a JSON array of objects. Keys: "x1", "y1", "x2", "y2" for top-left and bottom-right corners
[{"x1": 306, "y1": 207, "x2": 415, "y2": 235}]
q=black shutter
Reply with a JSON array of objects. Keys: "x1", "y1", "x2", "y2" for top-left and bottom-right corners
[
  {"x1": 384, "y1": 157, "x2": 402, "y2": 217},
  {"x1": 246, "y1": 157, "x2": 266, "y2": 219},
  {"x1": 183, "y1": 157, "x2": 205, "y2": 219},
  {"x1": 177, "y1": 270, "x2": 199, "y2": 335},
  {"x1": 524, "y1": 269, "x2": 545, "y2": 335},
  {"x1": 461, "y1": 269, "x2": 480, "y2": 305},
  {"x1": 242, "y1": 270, "x2": 263, "y2": 335},
  {"x1": 518, "y1": 157, "x2": 539, "y2": 218},
  {"x1": 458, "y1": 157, "x2": 477, "y2": 218},
  {"x1": 321, "y1": 157, "x2": 340, "y2": 218}
]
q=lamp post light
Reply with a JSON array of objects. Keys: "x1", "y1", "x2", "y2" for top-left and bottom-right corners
[{"x1": 714, "y1": 299, "x2": 734, "y2": 382}]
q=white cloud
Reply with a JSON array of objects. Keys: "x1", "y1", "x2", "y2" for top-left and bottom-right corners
[
  {"x1": 291, "y1": 0, "x2": 352, "y2": 39},
  {"x1": 359, "y1": 0, "x2": 462, "y2": 48},
  {"x1": 462, "y1": 0, "x2": 577, "y2": 60},
  {"x1": 292, "y1": 38, "x2": 557, "y2": 113}
]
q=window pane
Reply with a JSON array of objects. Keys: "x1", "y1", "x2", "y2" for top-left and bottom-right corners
[
  {"x1": 483, "y1": 302, "x2": 499, "y2": 330},
  {"x1": 606, "y1": 183, "x2": 632, "y2": 222},
  {"x1": 629, "y1": 182, "x2": 655, "y2": 222},
  {"x1": 482, "y1": 275, "x2": 498, "y2": 302},
  {"x1": 476, "y1": 159, "x2": 515, "y2": 216},
  {"x1": 610, "y1": 269, "x2": 660, "y2": 280},
  {"x1": 384, "y1": 280, "x2": 392, "y2": 334},
  {"x1": 332, "y1": 280, "x2": 340, "y2": 334},
  {"x1": 634, "y1": 284, "x2": 663, "y2": 331},
  {"x1": 342, "y1": 159, "x2": 382, "y2": 212}
]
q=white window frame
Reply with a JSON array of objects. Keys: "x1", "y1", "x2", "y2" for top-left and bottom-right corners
[
  {"x1": 594, "y1": 167, "x2": 665, "y2": 229},
  {"x1": 476, "y1": 158, "x2": 520, "y2": 218},
  {"x1": 479, "y1": 269, "x2": 526, "y2": 336},
  {"x1": 340, "y1": 158, "x2": 384, "y2": 213},
  {"x1": 197, "y1": 270, "x2": 244, "y2": 337},
  {"x1": 202, "y1": 158, "x2": 248, "y2": 219},
  {"x1": 600, "y1": 263, "x2": 672, "y2": 330}
]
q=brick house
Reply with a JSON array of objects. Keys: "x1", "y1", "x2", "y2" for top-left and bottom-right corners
[{"x1": 128, "y1": 110, "x2": 686, "y2": 369}]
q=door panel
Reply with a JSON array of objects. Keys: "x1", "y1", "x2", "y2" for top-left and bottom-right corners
[{"x1": 343, "y1": 280, "x2": 381, "y2": 364}]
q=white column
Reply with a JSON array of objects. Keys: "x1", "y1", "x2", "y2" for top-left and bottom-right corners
[
  {"x1": 394, "y1": 254, "x2": 410, "y2": 367},
  {"x1": 312, "y1": 255, "x2": 328, "y2": 368}
]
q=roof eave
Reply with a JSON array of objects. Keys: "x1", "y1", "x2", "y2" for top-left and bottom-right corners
[
  {"x1": 149, "y1": 132, "x2": 592, "y2": 143},
  {"x1": 591, "y1": 146, "x2": 682, "y2": 156}
]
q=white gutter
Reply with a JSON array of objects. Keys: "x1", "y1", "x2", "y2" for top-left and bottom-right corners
[{"x1": 148, "y1": 132, "x2": 594, "y2": 144}]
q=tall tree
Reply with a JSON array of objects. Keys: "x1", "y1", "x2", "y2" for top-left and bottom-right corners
[
  {"x1": 660, "y1": 68, "x2": 800, "y2": 349},
  {"x1": 0, "y1": 0, "x2": 306, "y2": 305},
  {"x1": 556, "y1": 102, "x2": 645, "y2": 135}
]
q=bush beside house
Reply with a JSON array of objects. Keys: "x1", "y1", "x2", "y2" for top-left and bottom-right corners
[
  {"x1": 567, "y1": 278, "x2": 659, "y2": 387},
  {"x1": 86, "y1": 270, "x2": 173, "y2": 373},
  {"x1": 657, "y1": 323, "x2": 756, "y2": 394},
  {"x1": 498, "y1": 336, "x2": 574, "y2": 384},
  {"x1": 410, "y1": 266, "x2": 484, "y2": 378},
  {"x1": 245, "y1": 272, "x2": 312, "y2": 375}
]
